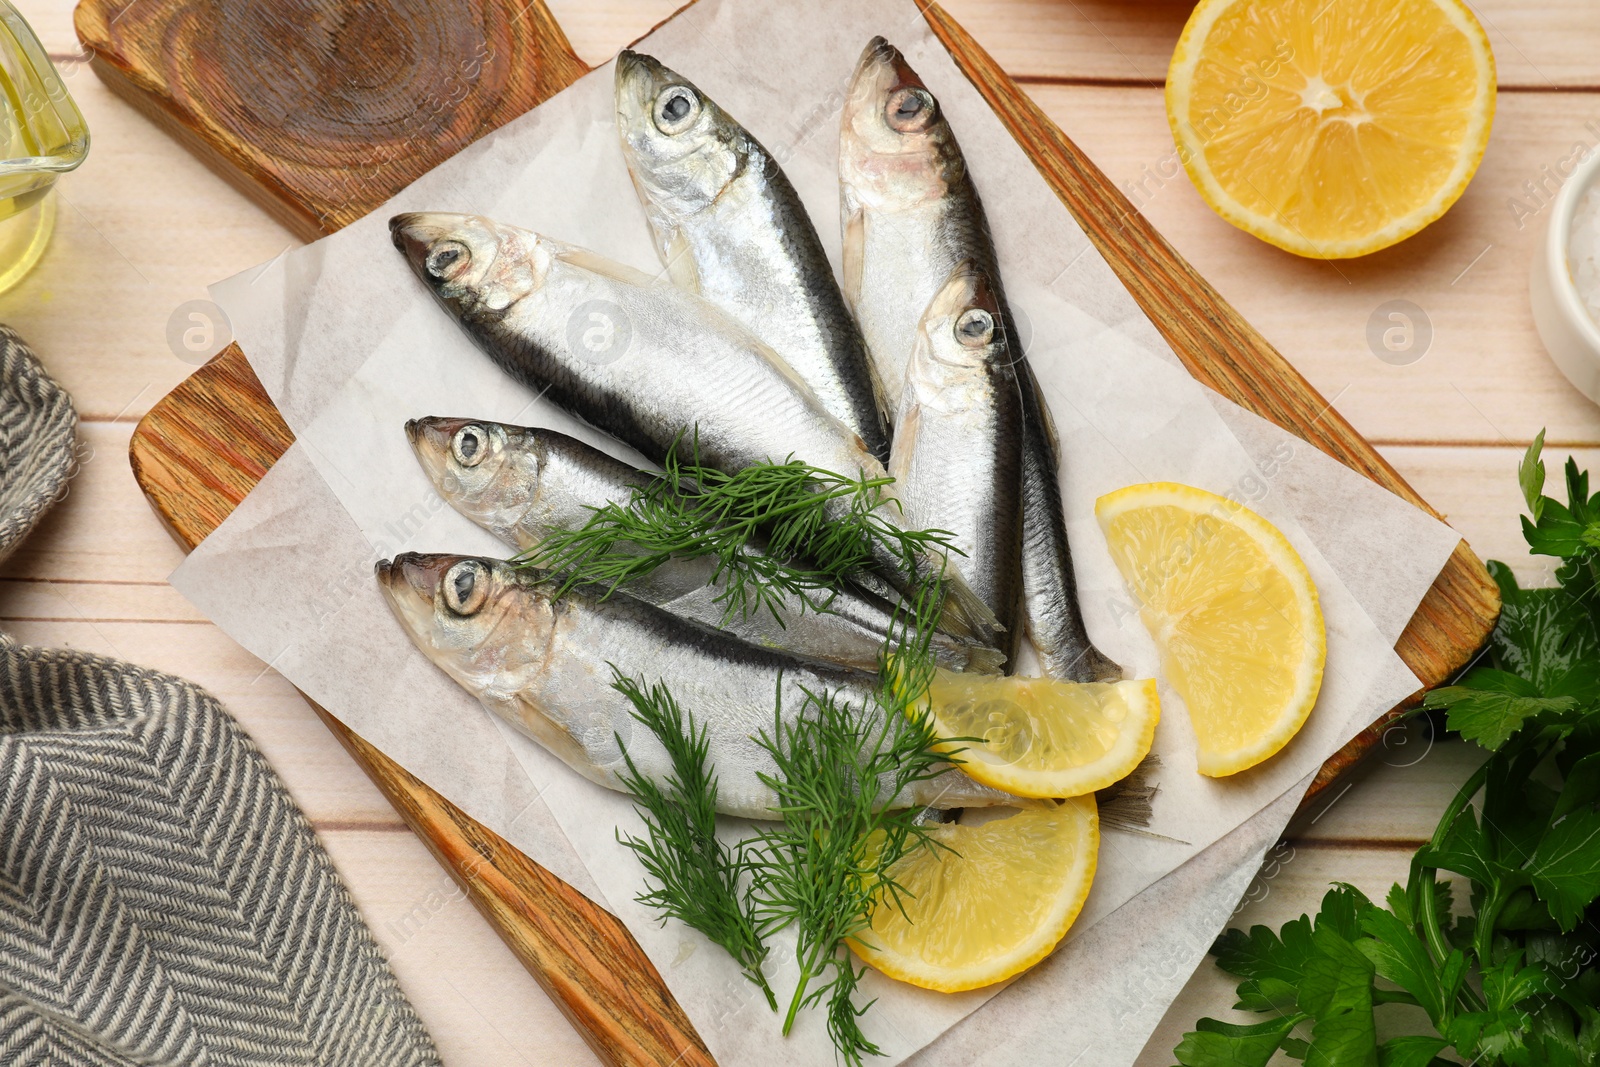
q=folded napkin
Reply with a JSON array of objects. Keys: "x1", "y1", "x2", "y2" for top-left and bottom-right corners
[
  {"x1": 0, "y1": 325, "x2": 76, "y2": 562},
  {"x1": 0, "y1": 329, "x2": 441, "y2": 1066}
]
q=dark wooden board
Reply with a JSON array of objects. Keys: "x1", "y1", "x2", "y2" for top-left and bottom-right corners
[{"x1": 88, "y1": 2, "x2": 1502, "y2": 1063}]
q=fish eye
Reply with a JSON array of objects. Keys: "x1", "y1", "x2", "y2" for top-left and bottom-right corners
[
  {"x1": 426, "y1": 241, "x2": 470, "y2": 280},
  {"x1": 956, "y1": 308, "x2": 994, "y2": 347},
  {"x1": 451, "y1": 424, "x2": 488, "y2": 468},
  {"x1": 653, "y1": 85, "x2": 701, "y2": 134},
  {"x1": 442, "y1": 560, "x2": 489, "y2": 616},
  {"x1": 885, "y1": 88, "x2": 935, "y2": 133}
]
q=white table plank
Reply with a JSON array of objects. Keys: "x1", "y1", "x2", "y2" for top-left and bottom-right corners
[{"x1": 1042, "y1": 83, "x2": 1600, "y2": 449}]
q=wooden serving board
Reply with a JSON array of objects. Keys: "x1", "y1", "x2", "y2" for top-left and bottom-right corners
[{"x1": 85, "y1": 1, "x2": 1501, "y2": 1063}]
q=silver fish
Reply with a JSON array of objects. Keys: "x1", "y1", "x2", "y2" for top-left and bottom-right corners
[
  {"x1": 405, "y1": 416, "x2": 1002, "y2": 675},
  {"x1": 375, "y1": 552, "x2": 1015, "y2": 818},
  {"x1": 615, "y1": 51, "x2": 890, "y2": 462},
  {"x1": 839, "y1": 38, "x2": 1121, "y2": 682},
  {"x1": 389, "y1": 211, "x2": 1000, "y2": 643},
  {"x1": 889, "y1": 266, "x2": 1023, "y2": 664}
]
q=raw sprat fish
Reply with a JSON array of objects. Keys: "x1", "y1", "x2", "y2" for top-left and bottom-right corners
[
  {"x1": 389, "y1": 211, "x2": 1000, "y2": 643},
  {"x1": 840, "y1": 37, "x2": 1119, "y2": 682},
  {"x1": 614, "y1": 50, "x2": 890, "y2": 462},
  {"x1": 888, "y1": 265, "x2": 1023, "y2": 664},
  {"x1": 374, "y1": 552, "x2": 1019, "y2": 818},
  {"x1": 405, "y1": 416, "x2": 1002, "y2": 675}
]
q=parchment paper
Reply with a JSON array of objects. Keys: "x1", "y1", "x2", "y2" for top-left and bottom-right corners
[{"x1": 177, "y1": 0, "x2": 1467, "y2": 1062}]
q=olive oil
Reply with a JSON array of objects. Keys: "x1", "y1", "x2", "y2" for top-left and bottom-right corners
[{"x1": 0, "y1": 1, "x2": 88, "y2": 293}]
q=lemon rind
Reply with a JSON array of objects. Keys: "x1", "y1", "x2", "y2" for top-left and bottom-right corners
[{"x1": 1165, "y1": 0, "x2": 1496, "y2": 259}]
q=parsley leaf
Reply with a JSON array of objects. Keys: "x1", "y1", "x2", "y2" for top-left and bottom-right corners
[
  {"x1": 1528, "y1": 807, "x2": 1600, "y2": 930},
  {"x1": 1422, "y1": 679, "x2": 1576, "y2": 751},
  {"x1": 1173, "y1": 1015, "x2": 1305, "y2": 1067}
]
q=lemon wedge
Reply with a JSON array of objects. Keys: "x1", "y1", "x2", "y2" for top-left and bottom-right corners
[
  {"x1": 926, "y1": 671, "x2": 1157, "y2": 798},
  {"x1": 1095, "y1": 483, "x2": 1324, "y2": 777},
  {"x1": 851, "y1": 800, "x2": 1098, "y2": 992},
  {"x1": 1166, "y1": 0, "x2": 1495, "y2": 258}
]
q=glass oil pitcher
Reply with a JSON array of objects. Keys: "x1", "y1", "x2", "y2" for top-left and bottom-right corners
[{"x1": 0, "y1": 0, "x2": 88, "y2": 294}]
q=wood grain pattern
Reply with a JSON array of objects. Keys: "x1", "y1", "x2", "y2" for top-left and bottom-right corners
[
  {"x1": 108, "y1": 2, "x2": 1503, "y2": 1064},
  {"x1": 73, "y1": 0, "x2": 590, "y2": 241}
]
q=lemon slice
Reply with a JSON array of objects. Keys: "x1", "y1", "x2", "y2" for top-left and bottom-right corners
[
  {"x1": 851, "y1": 800, "x2": 1098, "y2": 992},
  {"x1": 1095, "y1": 483, "x2": 1325, "y2": 777},
  {"x1": 1166, "y1": 0, "x2": 1495, "y2": 258},
  {"x1": 926, "y1": 671, "x2": 1158, "y2": 798}
]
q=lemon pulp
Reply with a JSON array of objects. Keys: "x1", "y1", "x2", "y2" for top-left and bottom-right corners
[
  {"x1": 927, "y1": 672, "x2": 1157, "y2": 798},
  {"x1": 1095, "y1": 483, "x2": 1325, "y2": 776},
  {"x1": 1166, "y1": 0, "x2": 1495, "y2": 258},
  {"x1": 851, "y1": 800, "x2": 1098, "y2": 992}
]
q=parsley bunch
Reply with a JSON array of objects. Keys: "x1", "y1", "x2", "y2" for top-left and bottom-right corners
[{"x1": 1176, "y1": 434, "x2": 1600, "y2": 1067}]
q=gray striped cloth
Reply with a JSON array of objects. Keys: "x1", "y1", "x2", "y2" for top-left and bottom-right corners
[
  {"x1": 0, "y1": 325, "x2": 76, "y2": 563},
  {"x1": 0, "y1": 330, "x2": 441, "y2": 1066}
]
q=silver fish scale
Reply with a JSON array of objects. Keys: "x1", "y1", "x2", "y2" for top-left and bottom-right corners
[
  {"x1": 891, "y1": 315, "x2": 1025, "y2": 661},
  {"x1": 449, "y1": 570, "x2": 1014, "y2": 819},
  {"x1": 665, "y1": 156, "x2": 890, "y2": 461},
  {"x1": 429, "y1": 426, "x2": 1001, "y2": 674},
  {"x1": 473, "y1": 256, "x2": 875, "y2": 483},
  {"x1": 617, "y1": 57, "x2": 890, "y2": 462},
  {"x1": 843, "y1": 104, "x2": 1121, "y2": 682}
]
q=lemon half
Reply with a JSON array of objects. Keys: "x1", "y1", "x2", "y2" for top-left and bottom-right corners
[
  {"x1": 927, "y1": 671, "x2": 1157, "y2": 798},
  {"x1": 1095, "y1": 483, "x2": 1325, "y2": 777},
  {"x1": 851, "y1": 800, "x2": 1098, "y2": 992},
  {"x1": 1166, "y1": 0, "x2": 1495, "y2": 258}
]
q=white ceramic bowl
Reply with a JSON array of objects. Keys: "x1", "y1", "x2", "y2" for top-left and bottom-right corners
[{"x1": 1531, "y1": 147, "x2": 1600, "y2": 406}]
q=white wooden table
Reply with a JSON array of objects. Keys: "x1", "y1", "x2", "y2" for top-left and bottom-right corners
[{"x1": 4, "y1": 2, "x2": 1597, "y2": 1062}]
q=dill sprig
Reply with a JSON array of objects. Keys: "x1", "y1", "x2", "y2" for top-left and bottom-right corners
[
  {"x1": 751, "y1": 690, "x2": 957, "y2": 1056},
  {"x1": 750, "y1": 578, "x2": 961, "y2": 1060},
  {"x1": 600, "y1": 454, "x2": 970, "y2": 1061},
  {"x1": 521, "y1": 435, "x2": 961, "y2": 626},
  {"x1": 611, "y1": 672, "x2": 776, "y2": 1009}
]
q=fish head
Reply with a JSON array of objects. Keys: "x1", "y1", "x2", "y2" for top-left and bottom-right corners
[
  {"x1": 840, "y1": 37, "x2": 963, "y2": 210},
  {"x1": 389, "y1": 212, "x2": 551, "y2": 318},
  {"x1": 614, "y1": 50, "x2": 742, "y2": 218},
  {"x1": 375, "y1": 553, "x2": 553, "y2": 693},
  {"x1": 915, "y1": 262, "x2": 1009, "y2": 373},
  {"x1": 405, "y1": 417, "x2": 542, "y2": 533}
]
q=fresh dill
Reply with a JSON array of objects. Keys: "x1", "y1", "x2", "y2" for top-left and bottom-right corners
[
  {"x1": 600, "y1": 455, "x2": 970, "y2": 1061},
  {"x1": 750, "y1": 684, "x2": 959, "y2": 1058},
  {"x1": 611, "y1": 672, "x2": 776, "y2": 1009},
  {"x1": 521, "y1": 435, "x2": 961, "y2": 626},
  {"x1": 744, "y1": 578, "x2": 961, "y2": 1060}
]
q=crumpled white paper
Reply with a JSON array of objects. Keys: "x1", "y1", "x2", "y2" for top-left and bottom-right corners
[{"x1": 176, "y1": 0, "x2": 1467, "y2": 1063}]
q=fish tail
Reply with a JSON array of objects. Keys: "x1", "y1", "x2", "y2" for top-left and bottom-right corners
[{"x1": 959, "y1": 644, "x2": 1007, "y2": 675}]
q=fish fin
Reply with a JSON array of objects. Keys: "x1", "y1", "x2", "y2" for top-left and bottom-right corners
[
  {"x1": 886, "y1": 400, "x2": 918, "y2": 485},
  {"x1": 657, "y1": 225, "x2": 702, "y2": 295},
  {"x1": 552, "y1": 244, "x2": 663, "y2": 289},
  {"x1": 840, "y1": 195, "x2": 866, "y2": 305},
  {"x1": 487, "y1": 691, "x2": 594, "y2": 772},
  {"x1": 1021, "y1": 359, "x2": 1061, "y2": 460}
]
